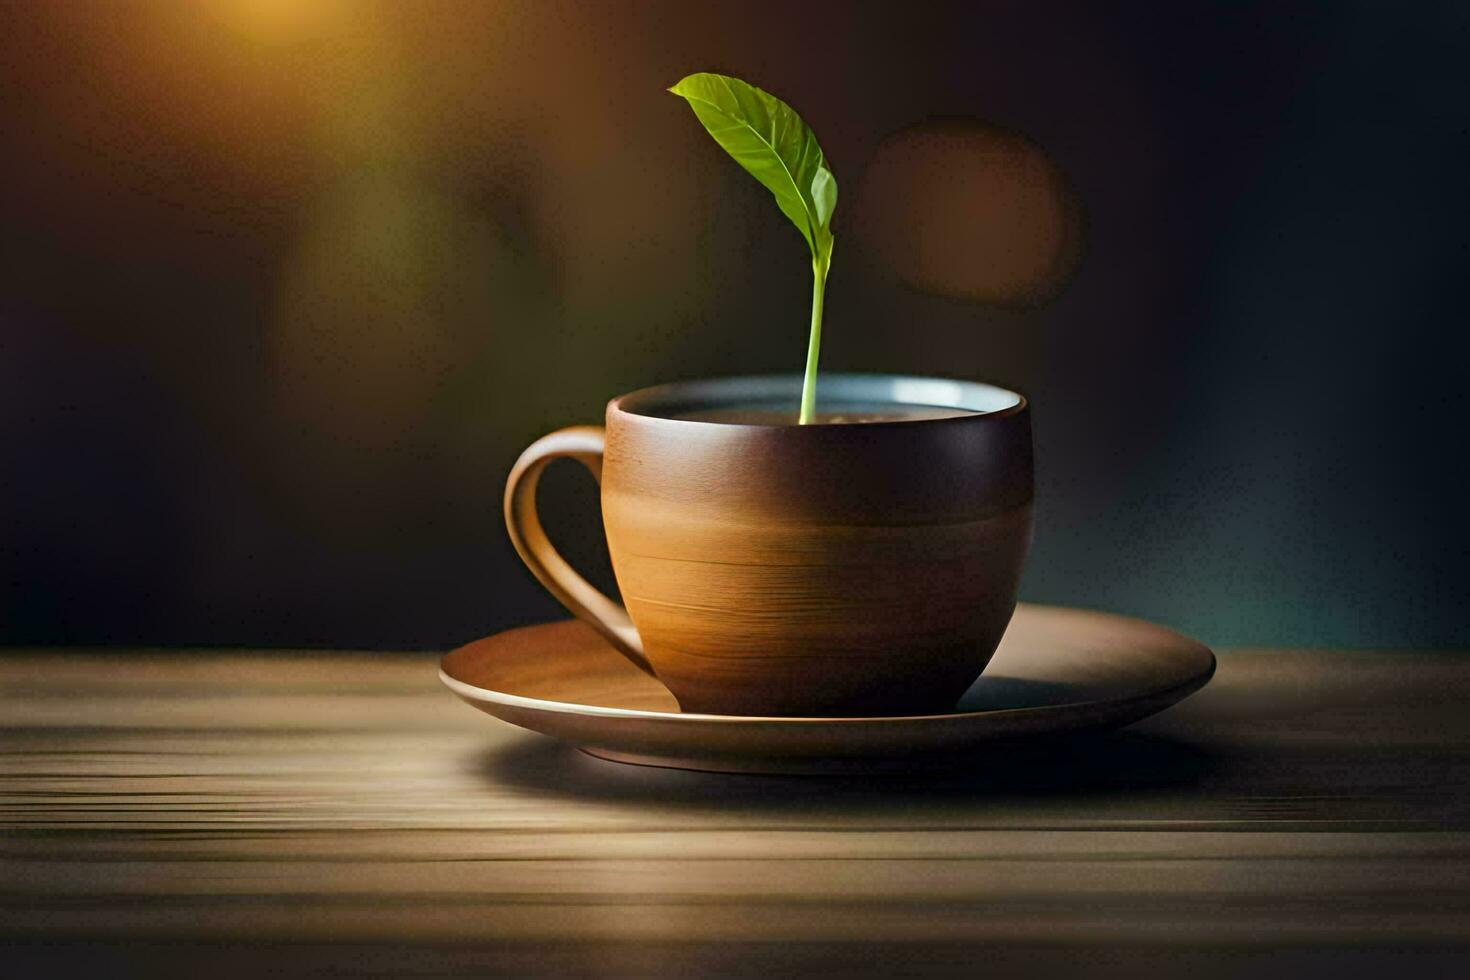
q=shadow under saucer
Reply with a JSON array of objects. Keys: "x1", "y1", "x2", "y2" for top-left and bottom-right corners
[{"x1": 478, "y1": 727, "x2": 1221, "y2": 812}]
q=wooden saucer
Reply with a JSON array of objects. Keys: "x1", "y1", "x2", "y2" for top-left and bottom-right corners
[{"x1": 440, "y1": 604, "x2": 1215, "y2": 774}]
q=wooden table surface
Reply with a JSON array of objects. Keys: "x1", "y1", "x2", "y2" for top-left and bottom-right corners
[{"x1": 3, "y1": 645, "x2": 1469, "y2": 977}]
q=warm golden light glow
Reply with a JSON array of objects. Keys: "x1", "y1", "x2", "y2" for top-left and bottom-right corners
[{"x1": 205, "y1": 0, "x2": 361, "y2": 48}]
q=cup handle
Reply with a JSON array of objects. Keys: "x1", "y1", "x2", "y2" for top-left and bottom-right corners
[{"x1": 503, "y1": 425, "x2": 654, "y2": 676}]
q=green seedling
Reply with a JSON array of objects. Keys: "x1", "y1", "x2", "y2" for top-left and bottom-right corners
[{"x1": 669, "y1": 73, "x2": 836, "y2": 423}]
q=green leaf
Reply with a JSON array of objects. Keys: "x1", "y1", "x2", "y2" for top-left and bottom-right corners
[
  {"x1": 669, "y1": 72, "x2": 836, "y2": 259},
  {"x1": 670, "y1": 73, "x2": 837, "y2": 423},
  {"x1": 811, "y1": 166, "x2": 836, "y2": 231}
]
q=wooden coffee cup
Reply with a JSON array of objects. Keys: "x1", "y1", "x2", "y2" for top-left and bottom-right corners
[{"x1": 505, "y1": 374, "x2": 1033, "y2": 717}]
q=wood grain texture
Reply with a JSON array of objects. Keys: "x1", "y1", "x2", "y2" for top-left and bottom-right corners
[
  {"x1": 3, "y1": 648, "x2": 1470, "y2": 977},
  {"x1": 604, "y1": 385, "x2": 1033, "y2": 717}
]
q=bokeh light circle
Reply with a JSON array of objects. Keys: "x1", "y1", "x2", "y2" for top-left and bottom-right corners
[{"x1": 856, "y1": 118, "x2": 1084, "y2": 306}]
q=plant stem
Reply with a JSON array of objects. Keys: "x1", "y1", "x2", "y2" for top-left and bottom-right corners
[{"x1": 798, "y1": 256, "x2": 828, "y2": 424}]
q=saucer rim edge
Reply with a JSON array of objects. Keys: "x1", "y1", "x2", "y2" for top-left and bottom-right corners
[{"x1": 438, "y1": 650, "x2": 1217, "y2": 727}]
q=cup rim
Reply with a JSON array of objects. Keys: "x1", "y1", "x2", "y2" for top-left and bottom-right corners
[{"x1": 609, "y1": 372, "x2": 1027, "y2": 428}]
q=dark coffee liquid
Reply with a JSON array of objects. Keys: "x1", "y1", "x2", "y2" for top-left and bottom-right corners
[{"x1": 674, "y1": 403, "x2": 978, "y2": 425}]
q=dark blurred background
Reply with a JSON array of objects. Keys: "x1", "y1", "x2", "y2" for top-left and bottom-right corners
[{"x1": 2, "y1": 0, "x2": 1467, "y2": 651}]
